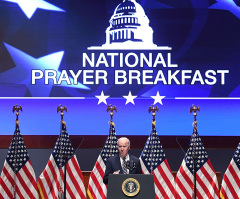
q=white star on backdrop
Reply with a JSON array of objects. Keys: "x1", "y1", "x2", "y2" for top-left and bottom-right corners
[
  {"x1": 95, "y1": 91, "x2": 109, "y2": 105},
  {"x1": 151, "y1": 91, "x2": 165, "y2": 105},
  {"x1": 1, "y1": 43, "x2": 89, "y2": 96},
  {"x1": 4, "y1": 0, "x2": 65, "y2": 19},
  {"x1": 123, "y1": 91, "x2": 137, "y2": 105},
  {"x1": 209, "y1": 0, "x2": 240, "y2": 19}
]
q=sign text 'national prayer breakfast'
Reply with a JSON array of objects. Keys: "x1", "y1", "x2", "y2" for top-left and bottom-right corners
[{"x1": 31, "y1": 52, "x2": 229, "y2": 86}]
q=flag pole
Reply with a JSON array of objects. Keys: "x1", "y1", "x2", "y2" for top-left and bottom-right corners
[
  {"x1": 148, "y1": 105, "x2": 159, "y2": 173},
  {"x1": 12, "y1": 104, "x2": 22, "y2": 199},
  {"x1": 57, "y1": 104, "x2": 67, "y2": 199},
  {"x1": 190, "y1": 105, "x2": 200, "y2": 199},
  {"x1": 107, "y1": 104, "x2": 117, "y2": 156}
]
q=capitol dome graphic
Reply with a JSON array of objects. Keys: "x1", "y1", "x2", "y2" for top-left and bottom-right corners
[{"x1": 88, "y1": 0, "x2": 171, "y2": 50}]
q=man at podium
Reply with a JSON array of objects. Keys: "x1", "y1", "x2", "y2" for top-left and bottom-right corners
[{"x1": 103, "y1": 137, "x2": 142, "y2": 184}]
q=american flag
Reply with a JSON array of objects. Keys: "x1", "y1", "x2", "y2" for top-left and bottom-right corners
[
  {"x1": 175, "y1": 124, "x2": 219, "y2": 199},
  {"x1": 220, "y1": 142, "x2": 240, "y2": 199},
  {"x1": 140, "y1": 123, "x2": 176, "y2": 199},
  {"x1": 87, "y1": 122, "x2": 118, "y2": 199},
  {"x1": 0, "y1": 123, "x2": 39, "y2": 199},
  {"x1": 38, "y1": 121, "x2": 86, "y2": 199}
]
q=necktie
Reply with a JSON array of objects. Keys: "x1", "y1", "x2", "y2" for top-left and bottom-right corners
[{"x1": 122, "y1": 157, "x2": 128, "y2": 174}]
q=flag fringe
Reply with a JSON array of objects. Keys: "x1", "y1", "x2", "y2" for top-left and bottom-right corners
[
  {"x1": 37, "y1": 182, "x2": 45, "y2": 199},
  {"x1": 108, "y1": 121, "x2": 115, "y2": 126},
  {"x1": 152, "y1": 121, "x2": 156, "y2": 126},
  {"x1": 87, "y1": 188, "x2": 94, "y2": 199},
  {"x1": 220, "y1": 191, "x2": 225, "y2": 199},
  {"x1": 61, "y1": 120, "x2": 67, "y2": 128}
]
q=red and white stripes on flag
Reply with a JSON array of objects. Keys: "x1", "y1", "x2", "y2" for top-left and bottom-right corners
[
  {"x1": 175, "y1": 126, "x2": 219, "y2": 199},
  {"x1": 87, "y1": 155, "x2": 107, "y2": 199},
  {"x1": 0, "y1": 161, "x2": 39, "y2": 199},
  {"x1": 0, "y1": 124, "x2": 39, "y2": 199},
  {"x1": 87, "y1": 122, "x2": 118, "y2": 199},
  {"x1": 38, "y1": 121, "x2": 86, "y2": 199},
  {"x1": 220, "y1": 142, "x2": 240, "y2": 199},
  {"x1": 176, "y1": 159, "x2": 219, "y2": 198},
  {"x1": 140, "y1": 123, "x2": 176, "y2": 199},
  {"x1": 38, "y1": 154, "x2": 86, "y2": 199}
]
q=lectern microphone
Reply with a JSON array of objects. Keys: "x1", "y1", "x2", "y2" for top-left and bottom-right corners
[{"x1": 126, "y1": 160, "x2": 137, "y2": 174}]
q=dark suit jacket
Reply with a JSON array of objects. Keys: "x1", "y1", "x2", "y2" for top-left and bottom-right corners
[{"x1": 103, "y1": 154, "x2": 142, "y2": 184}]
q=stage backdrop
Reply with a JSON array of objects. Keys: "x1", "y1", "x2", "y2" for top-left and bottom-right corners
[{"x1": 0, "y1": 0, "x2": 240, "y2": 136}]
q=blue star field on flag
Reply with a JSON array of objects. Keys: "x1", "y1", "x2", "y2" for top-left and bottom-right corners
[
  {"x1": 6, "y1": 124, "x2": 29, "y2": 173},
  {"x1": 233, "y1": 142, "x2": 240, "y2": 170},
  {"x1": 0, "y1": 123, "x2": 39, "y2": 198},
  {"x1": 141, "y1": 124, "x2": 166, "y2": 172},
  {"x1": 100, "y1": 122, "x2": 118, "y2": 165},
  {"x1": 185, "y1": 127, "x2": 208, "y2": 174},
  {"x1": 52, "y1": 122, "x2": 74, "y2": 169}
]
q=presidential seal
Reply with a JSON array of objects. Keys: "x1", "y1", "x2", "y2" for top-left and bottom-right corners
[{"x1": 122, "y1": 178, "x2": 140, "y2": 197}]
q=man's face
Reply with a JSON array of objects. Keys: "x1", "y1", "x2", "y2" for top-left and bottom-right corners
[{"x1": 118, "y1": 138, "x2": 130, "y2": 158}]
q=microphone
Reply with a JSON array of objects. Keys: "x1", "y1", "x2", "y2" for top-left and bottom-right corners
[
  {"x1": 126, "y1": 161, "x2": 130, "y2": 169},
  {"x1": 176, "y1": 137, "x2": 190, "y2": 156},
  {"x1": 72, "y1": 136, "x2": 85, "y2": 155},
  {"x1": 176, "y1": 137, "x2": 199, "y2": 159},
  {"x1": 61, "y1": 136, "x2": 84, "y2": 199},
  {"x1": 125, "y1": 161, "x2": 131, "y2": 174},
  {"x1": 125, "y1": 160, "x2": 137, "y2": 174},
  {"x1": 61, "y1": 136, "x2": 85, "y2": 165}
]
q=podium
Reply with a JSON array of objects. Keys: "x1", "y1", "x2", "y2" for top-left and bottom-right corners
[{"x1": 107, "y1": 174, "x2": 155, "y2": 199}]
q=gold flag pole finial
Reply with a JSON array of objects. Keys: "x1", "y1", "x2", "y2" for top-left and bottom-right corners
[
  {"x1": 190, "y1": 104, "x2": 200, "y2": 128},
  {"x1": 148, "y1": 105, "x2": 159, "y2": 126},
  {"x1": 107, "y1": 104, "x2": 117, "y2": 125},
  {"x1": 12, "y1": 104, "x2": 22, "y2": 126},
  {"x1": 57, "y1": 104, "x2": 67, "y2": 124}
]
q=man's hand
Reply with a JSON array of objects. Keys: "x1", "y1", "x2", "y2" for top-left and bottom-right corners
[{"x1": 113, "y1": 170, "x2": 120, "y2": 174}]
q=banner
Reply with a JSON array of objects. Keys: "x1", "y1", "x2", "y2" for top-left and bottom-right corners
[{"x1": 0, "y1": 0, "x2": 239, "y2": 135}]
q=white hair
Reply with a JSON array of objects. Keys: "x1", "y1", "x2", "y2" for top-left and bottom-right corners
[{"x1": 117, "y1": 137, "x2": 130, "y2": 146}]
